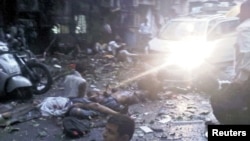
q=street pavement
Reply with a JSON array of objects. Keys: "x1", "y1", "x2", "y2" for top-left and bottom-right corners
[{"x1": 0, "y1": 59, "x2": 234, "y2": 141}]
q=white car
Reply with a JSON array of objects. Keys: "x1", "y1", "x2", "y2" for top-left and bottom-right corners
[{"x1": 147, "y1": 14, "x2": 239, "y2": 69}]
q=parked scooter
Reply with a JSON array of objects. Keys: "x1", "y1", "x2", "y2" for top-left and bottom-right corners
[
  {"x1": 14, "y1": 47, "x2": 53, "y2": 94},
  {"x1": 6, "y1": 26, "x2": 53, "y2": 94},
  {"x1": 0, "y1": 41, "x2": 33, "y2": 99}
]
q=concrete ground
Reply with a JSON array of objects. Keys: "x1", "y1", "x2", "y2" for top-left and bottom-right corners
[
  {"x1": 0, "y1": 92, "x2": 213, "y2": 141},
  {"x1": 0, "y1": 57, "x2": 234, "y2": 141}
]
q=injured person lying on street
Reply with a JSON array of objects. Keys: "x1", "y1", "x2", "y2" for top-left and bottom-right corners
[
  {"x1": 61, "y1": 64, "x2": 149, "y2": 119},
  {"x1": 68, "y1": 87, "x2": 147, "y2": 119},
  {"x1": 38, "y1": 96, "x2": 121, "y2": 119},
  {"x1": 62, "y1": 73, "x2": 127, "y2": 118}
]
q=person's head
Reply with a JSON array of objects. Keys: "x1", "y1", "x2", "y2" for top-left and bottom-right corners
[
  {"x1": 74, "y1": 62, "x2": 85, "y2": 73},
  {"x1": 87, "y1": 88, "x2": 102, "y2": 102},
  {"x1": 239, "y1": 0, "x2": 250, "y2": 22},
  {"x1": 103, "y1": 115, "x2": 135, "y2": 141}
]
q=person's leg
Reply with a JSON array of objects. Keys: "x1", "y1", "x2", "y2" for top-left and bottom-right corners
[
  {"x1": 73, "y1": 102, "x2": 119, "y2": 116},
  {"x1": 87, "y1": 103, "x2": 119, "y2": 115},
  {"x1": 68, "y1": 107, "x2": 99, "y2": 119}
]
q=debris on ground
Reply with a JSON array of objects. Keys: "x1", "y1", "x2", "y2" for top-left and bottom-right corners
[{"x1": 0, "y1": 49, "x2": 220, "y2": 141}]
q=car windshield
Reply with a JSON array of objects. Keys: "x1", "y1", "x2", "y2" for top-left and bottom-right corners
[{"x1": 158, "y1": 21, "x2": 207, "y2": 40}]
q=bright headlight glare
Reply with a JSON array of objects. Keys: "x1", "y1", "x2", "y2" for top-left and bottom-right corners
[{"x1": 165, "y1": 41, "x2": 213, "y2": 70}]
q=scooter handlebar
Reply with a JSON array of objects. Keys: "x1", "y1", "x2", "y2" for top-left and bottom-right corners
[{"x1": 0, "y1": 51, "x2": 17, "y2": 55}]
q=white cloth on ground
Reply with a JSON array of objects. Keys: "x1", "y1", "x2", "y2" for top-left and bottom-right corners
[{"x1": 38, "y1": 97, "x2": 72, "y2": 116}]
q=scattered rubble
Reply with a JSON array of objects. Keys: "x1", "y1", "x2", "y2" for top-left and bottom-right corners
[{"x1": 0, "y1": 48, "x2": 221, "y2": 140}]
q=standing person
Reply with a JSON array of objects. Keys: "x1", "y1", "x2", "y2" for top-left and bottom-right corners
[
  {"x1": 102, "y1": 114, "x2": 135, "y2": 141},
  {"x1": 233, "y1": 0, "x2": 250, "y2": 83},
  {"x1": 138, "y1": 18, "x2": 152, "y2": 50},
  {"x1": 101, "y1": 18, "x2": 113, "y2": 43},
  {"x1": 138, "y1": 18, "x2": 151, "y2": 36}
]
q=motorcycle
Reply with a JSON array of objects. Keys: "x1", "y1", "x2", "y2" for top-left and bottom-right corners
[
  {"x1": 0, "y1": 41, "x2": 33, "y2": 99},
  {"x1": 6, "y1": 26, "x2": 53, "y2": 94},
  {"x1": 14, "y1": 48, "x2": 53, "y2": 94}
]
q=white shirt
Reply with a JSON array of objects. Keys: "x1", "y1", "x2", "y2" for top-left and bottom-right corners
[
  {"x1": 138, "y1": 23, "x2": 151, "y2": 35},
  {"x1": 103, "y1": 23, "x2": 112, "y2": 34},
  {"x1": 107, "y1": 41, "x2": 122, "y2": 55},
  {"x1": 236, "y1": 19, "x2": 250, "y2": 53}
]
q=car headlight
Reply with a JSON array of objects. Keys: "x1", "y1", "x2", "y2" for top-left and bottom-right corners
[{"x1": 165, "y1": 41, "x2": 213, "y2": 70}]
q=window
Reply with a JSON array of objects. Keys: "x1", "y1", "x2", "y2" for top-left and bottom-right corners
[
  {"x1": 159, "y1": 21, "x2": 207, "y2": 40},
  {"x1": 75, "y1": 15, "x2": 87, "y2": 34},
  {"x1": 207, "y1": 19, "x2": 239, "y2": 40},
  {"x1": 52, "y1": 24, "x2": 69, "y2": 34},
  {"x1": 219, "y1": 20, "x2": 239, "y2": 34},
  {"x1": 51, "y1": 15, "x2": 87, "y2": 34},
  {"x1": 207, "y1": 19, "x2": 220, "y2": 31}
]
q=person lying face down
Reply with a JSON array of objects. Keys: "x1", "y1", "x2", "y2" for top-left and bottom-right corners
[{"x1": 66, "y1": 87, "x2": 140, "y2": 119}]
